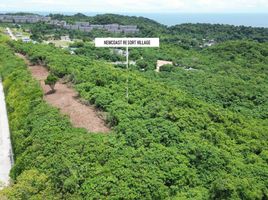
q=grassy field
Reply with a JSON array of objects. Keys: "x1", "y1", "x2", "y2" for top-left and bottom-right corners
[
  {"x1": 0, "y1": 27, "x2": 5, "y2": 34},
  {"x1": 45, "y1": 39, "x2": 74, "y2": 48}
]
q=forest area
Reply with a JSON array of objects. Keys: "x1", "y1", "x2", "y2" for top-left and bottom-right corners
[{"x1": 0, "y1": 13, "x2": 268, "y2": 200}]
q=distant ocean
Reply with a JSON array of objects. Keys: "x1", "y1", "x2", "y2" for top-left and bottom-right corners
[
  {"x1": 2, "y1": 11, "x2": 268, "y2": 27},
  {"x1": 137, "y1": 13, "x2": 268, "y2": 27}
]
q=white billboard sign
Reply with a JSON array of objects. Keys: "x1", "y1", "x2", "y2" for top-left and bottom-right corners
[
  {"x1": 95, "y1": 38, "x2": 159, "y2": 47},
  {"x1": 95, "y1": 37, "x2": 160, "y2": 102}
]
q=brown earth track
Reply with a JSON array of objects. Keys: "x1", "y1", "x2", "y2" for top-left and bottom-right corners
[{"x1": 16, "y1": 53, "x2": 110, "y2": 133}]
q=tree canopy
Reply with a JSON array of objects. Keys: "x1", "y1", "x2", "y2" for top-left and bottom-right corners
[
  {"x1": 0, "y1": 15, "x2": 268, "y2": 199},
  {"x1": 0, "y1": 34, "x2": 267, "y2": 199}
]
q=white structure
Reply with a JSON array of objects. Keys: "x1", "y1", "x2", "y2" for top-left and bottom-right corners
[
  {"x1": 156, "y1": 60, "x2": 173, "y2": 72},
  {"x1": 95, "y1": 38, "x2": 159, "y2": 101},
  {"x1": 113, "y1": 48, "x2": 127, "y2": 56},
  {"x1": 0, "y1": 80, "x2": 13, "y2": 188},
  {"x1": 60, "y1": 35, "x2": 70, "y2": 41},
  {"x1": 22, "y1": 37, "x2": 31, "y2": 43}
]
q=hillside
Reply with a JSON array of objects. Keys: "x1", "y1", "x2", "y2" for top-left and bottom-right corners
[
  {"x1": 4, "y1": 13, "x2": 267, "y2": 47},
  {"x1": 0, "y1": 13, "x2": 268, "y2": 200},
  {"x1": 143, "y1": 41, "x2": 268, "y2": 119},
  {"x1": 168, "y1": 23, "x2": 268, "y2": 43},
  {"x1": 13, "y1": 13, "x2": 167, "y2": 41},
  {"x1": 50, "y1": 13, "x2": 167, "y2": 35},
  {"x1": 0, "y1": 30, "x2": 267, "y2": 199}
]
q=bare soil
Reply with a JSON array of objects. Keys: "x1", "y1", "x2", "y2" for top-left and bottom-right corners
[{"x1": 16, "y1": 53, "x2": 110, "y2": 133}]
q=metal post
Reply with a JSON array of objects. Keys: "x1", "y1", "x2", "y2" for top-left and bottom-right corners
[{"x1": 126, "y1": 45, "x2": 129, "y2": 102}]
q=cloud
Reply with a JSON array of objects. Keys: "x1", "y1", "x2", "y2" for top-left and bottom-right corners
[{"x1": 0, "y1": 0, "x2": 267, "y2": 13}]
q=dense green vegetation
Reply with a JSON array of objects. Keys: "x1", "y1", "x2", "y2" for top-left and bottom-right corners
[
  {"x1": 70, "y1": 42, "x2": 125, "y2": 62},
  {"x1": 71, "y1": 39, "x2": 268, "y2": 119},
  {"x1": 168, "y1": 23, "x2": 268, "y2": 43},
  {"x1": 50, "y1": 13, "x2": 166, "y2": 37},
  {"x1": 8, "y1": 12, "x2": 267, "y2": 45},
  {"x1": 0, "y1": 29, "x2": 267, "y2": 199},
  {"x1": 0, "y1": 13, "x2": 268, "y2": 200},
  {"x1": 8, "y1": 13, "x2": 165, "y2": 42},
  {"x1": 143, "y1": 41, "x2": 268, "y2": 119},
  {"x1": 45, "y1": 74, "x2": 58, "y2": 92},
  {"x1": 3, "y1": 13, "x2": 267, "y2": 48}
]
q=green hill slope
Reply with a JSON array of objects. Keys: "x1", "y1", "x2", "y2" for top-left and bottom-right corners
[{"x1": 0, "y1": 38, "x2": 267, "y2": 199}]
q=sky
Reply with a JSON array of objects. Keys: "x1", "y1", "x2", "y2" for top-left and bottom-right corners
[{"x1": 0, "y1": 0, "x2": 268, "y2": 13}]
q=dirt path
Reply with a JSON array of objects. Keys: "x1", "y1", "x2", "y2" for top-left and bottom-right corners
[{"x1": 16, "y1": 53, "x2": 110, "y2": 133}]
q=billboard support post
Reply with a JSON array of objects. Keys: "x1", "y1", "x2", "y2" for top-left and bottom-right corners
[
  {"x1": 95, "y1": 37, "x2": 160, "y2": 102},
  {"x1": 126, "y1": 44, "x2": 129, "y2": 102}
]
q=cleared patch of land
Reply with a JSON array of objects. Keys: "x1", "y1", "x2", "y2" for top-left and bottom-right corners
[
  {"x1": 44, "y1": 40, "x2": 73, "y2": 48},
  {"x1": 16, "y1": 53, "x2": 110, "y2": 133}
]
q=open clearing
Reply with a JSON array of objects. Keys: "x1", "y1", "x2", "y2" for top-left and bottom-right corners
[
  {"x1": 16, "y1": 53, "x2": 110, "y2": 133},
  {"x1": 44, "y1": 40, "x2": 73, "y2": 48}
]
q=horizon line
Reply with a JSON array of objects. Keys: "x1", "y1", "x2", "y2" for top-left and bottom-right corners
[{"x1": 1, "y1": 11, "x2": 268, "y2": 14}]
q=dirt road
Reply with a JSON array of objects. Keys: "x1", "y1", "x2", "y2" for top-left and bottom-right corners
[
  {"x1": 16, "y1": 53, "x2": 110, "y2": 133},
  {"x1": 6, "y1": 27, "x2": 17, "y2": 41}
]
